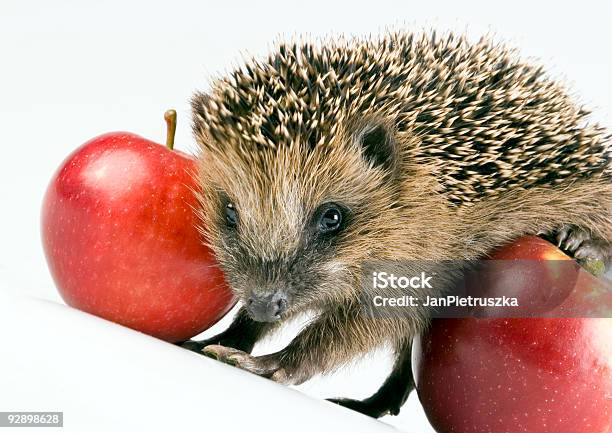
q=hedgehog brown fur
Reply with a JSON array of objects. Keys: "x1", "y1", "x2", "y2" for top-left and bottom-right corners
[{"x1": 186, "y1": 31, "x2": 612, "y2": 418}]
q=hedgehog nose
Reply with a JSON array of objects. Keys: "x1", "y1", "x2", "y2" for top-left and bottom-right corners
[{"x1": 247, "y1": 291, "x2": 288, "y2": 322}]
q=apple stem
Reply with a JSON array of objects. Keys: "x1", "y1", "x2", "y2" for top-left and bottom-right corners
[{"x1": 164, "y1": 109, "x2": 177, "y2": 151}]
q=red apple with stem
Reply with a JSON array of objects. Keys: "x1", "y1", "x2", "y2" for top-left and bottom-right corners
[
  {"x1": 412, "y1": 236, "x2": 611, "y2": 433},
  {"x1": 41, "y1": 110, "x2": 236, "y2": 342}
]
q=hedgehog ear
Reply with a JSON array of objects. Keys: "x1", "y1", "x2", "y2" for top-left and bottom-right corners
[{"x1": 354, "y1": 120, "x2": 398, "y2": 172}]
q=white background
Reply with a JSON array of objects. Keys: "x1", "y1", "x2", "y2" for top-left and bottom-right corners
[{"x1": 1, "y1": 1, "x2": 611, "y2": 432}]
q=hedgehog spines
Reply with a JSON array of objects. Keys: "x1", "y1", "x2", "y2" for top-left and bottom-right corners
[{"x1": 192, "y1": 31, "x2": 611, "y2": 206}]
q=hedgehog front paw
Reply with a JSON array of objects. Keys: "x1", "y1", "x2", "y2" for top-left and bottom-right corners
[
  {"x1": 201, "y1": 345, "x2": 306, "y2": 385},
  {"x1": 201, "y1": 344, "x2": 274, "y2": 375},
  {"x1": 555, "y1": 225, "x2": 611, "y2": 270}
]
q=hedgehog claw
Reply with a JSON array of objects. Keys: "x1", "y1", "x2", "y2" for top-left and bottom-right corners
[
  {"x1": 557, "y1": 225, "x2": 588, "y2": 254},
  {"x1": 556, "y1": 226, "x2": 570, "y2": 247}
]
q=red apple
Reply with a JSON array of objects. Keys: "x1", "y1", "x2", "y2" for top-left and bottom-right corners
[
  {"x1": 41, "y1": 110, "x2": 236, "y2": 342},
  {"x1": 465, "y1": 237, "x2": 601, "y2": 318},
  {"x1": 413, "y1": 236, "x2": 611, "y2": 433}
]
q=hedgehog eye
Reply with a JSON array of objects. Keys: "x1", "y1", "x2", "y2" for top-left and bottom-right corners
[
  {"x1": 316, "y1": 203, "x2": 344, "y2": 234},
  {"x1": 225, "y1": 203, "x2": 238, "y2": 227}
]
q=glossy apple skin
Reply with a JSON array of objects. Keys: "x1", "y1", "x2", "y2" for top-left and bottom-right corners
[
  {"x1": 42, "y1": 132, "x2": 236, "y2": 342},
  {"x1": 413, "y1": 237, "x2": 611, "y2": 433},
  {"x1": 466, "y1": 236, "x2": 605, "y2": 318}
]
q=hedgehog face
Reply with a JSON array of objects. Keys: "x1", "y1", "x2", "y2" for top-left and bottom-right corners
[{"x1": 195, "y1": 119, "x2": 404, "y2": 322}]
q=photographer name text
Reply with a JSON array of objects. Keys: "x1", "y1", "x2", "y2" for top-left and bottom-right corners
[{"x1": 370, "y1": 271, "x2": 519, "y2": 307}]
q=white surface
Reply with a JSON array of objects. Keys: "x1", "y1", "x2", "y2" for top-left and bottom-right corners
[
  {"x1": 1, "y1": 1, "x2": 611, "y2": 432},
  {"x1": 0, "y1": 291, "x2": 391, "y2": 433}
]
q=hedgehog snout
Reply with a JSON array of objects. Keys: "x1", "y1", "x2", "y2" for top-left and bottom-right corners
[{"x1": 246, "y1": 289, "x2": 289, "y2": 322}]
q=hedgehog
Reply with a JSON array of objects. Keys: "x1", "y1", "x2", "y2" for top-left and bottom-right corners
[{"x1": 182, "y1": 31, "x2": 612, "y2": 418}]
